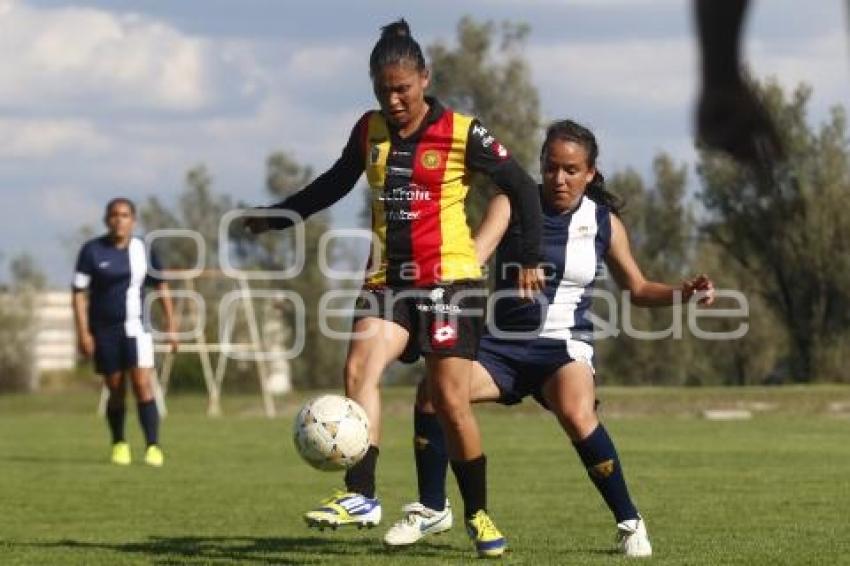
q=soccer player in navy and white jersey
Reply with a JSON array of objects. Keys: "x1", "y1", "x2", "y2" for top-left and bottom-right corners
[
  {"x1": 383, "y1": 121, "x2": 715, "y2": 557},
  {"x1": 72, "y1": 198, "x2": 178, "y2": 467}
]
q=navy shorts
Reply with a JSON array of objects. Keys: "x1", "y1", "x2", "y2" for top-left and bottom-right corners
[
  {"x1": 92, "y1": 325, "x2": 154, "y2": 376},
  {"x1": 476, "y1": 334, "x2": 595, "y2": 407}
]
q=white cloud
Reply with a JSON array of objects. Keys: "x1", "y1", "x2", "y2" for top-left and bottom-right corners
[
  {"x1": 38, "y1": 185, "x2": 102, "y2": 225},
  {"x1": 488, "y1": 0, "x2": 679, "y2": 5},
  {"x1": 528, "y1": 38, "x2": 697, "y2": 113},
  {"x1": 749, "y1": 31, "x2": 850, "y2": 112},
  {"x1": 0, "y1": 0, "x2": 845, "y2": 286},
  {"x1": 0, "y1": 118, "x2": 109, "y2": 158},
  {"x1": 0, "y1": 0, "x2": 254, "y2": 112},
  {"x1": 286, "y1": 46, "x2": 362, "y2": 82}
]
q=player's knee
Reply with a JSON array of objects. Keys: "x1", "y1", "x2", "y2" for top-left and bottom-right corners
[
  {"x1": 131, "y1": 376, "x2": 153, "y2": 400},
  {"x1": 559, "y1": 402, "x2": 597, "y2": 437},
  {"x1": 105, "y1": 375, "x2": 124, "y2": 395},
  {"x1": 431, "y1": 393, "x2": 471, "y2": 428},
  {"x1": 344, "y1": 354, "x2": 377, "y2": 393}
]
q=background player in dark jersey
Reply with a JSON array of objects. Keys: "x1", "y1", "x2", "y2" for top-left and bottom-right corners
[
  {"x1": 72, "y1": 198, "x2": 177, "y2": 467},
  {"x1": 383, "y1": 120, "x2": 715, "y2": 557},
  {"x1": 245, "y1": 19, "x2": 543, "y2": 558}
]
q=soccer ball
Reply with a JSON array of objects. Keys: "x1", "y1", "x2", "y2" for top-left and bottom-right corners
[{"x1": 293, "y1": 395, "x2": 370, "y2": 471}]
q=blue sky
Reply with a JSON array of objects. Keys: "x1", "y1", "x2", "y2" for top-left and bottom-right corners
[{"x1": 1, "y1": 0, "x2": 848, "y2": 284}]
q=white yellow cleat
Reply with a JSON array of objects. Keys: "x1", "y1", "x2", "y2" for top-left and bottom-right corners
[
  {"x1": 383, "y1": 500, "x2": 453, "y2": 546},
  {"x1": 110, "y1": 442, "x2": 131, "y2": 466},
  {"x1": 144, "y1": 445, "x2": 164, "y2": 467},
  {"x1": 616, "y1": 516, "x2": 652, "y2": 558},
  {"x1": 304, "y1": 491, "x2": 382, "y2": 530},
  {"x1": 465, "y1": 509, "x2": 506, "y2": 558}
]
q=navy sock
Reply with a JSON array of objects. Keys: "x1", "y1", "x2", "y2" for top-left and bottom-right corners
[
  {"x1": 450, "y1": 455, "x2": 487, "y2": 519},
  {"x1": 572, "y1": 424, "x2": 639, "y2": 523},
  {"x1": 106, "y1": 405, "x2": 125, "y2": 444},
  {"x1": 136, "y1": 400, "x2": 159, "y2": 447},
  {"x1": 414, "y1": 409, "x2": 448, "y2": 511},
  {"x1": 345, "y1": 445, "x2": 379, "y2": 498}
]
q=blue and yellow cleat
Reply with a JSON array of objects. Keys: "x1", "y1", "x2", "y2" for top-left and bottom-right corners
[
  {"x1": 465, "y1": 510, "x2": 507, "y2": 558},
  {"x1": 111, "y1": 442, "x2": 131, "y2": 466},
  {"x1": 304, "y1": 490, "x2": 382, "y2": 530}
]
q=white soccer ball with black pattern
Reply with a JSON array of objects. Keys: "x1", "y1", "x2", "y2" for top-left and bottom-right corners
[{"x1": 293, "y1": 395, "x2": 370, "y2": 471}]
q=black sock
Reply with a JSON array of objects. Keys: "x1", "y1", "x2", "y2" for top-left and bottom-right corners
[
  {"x1": 106, "y1": 405, "x2": 125, "y2": 444},
  {"x1": 137, "y1": 400, "x2": 159, "y2": 447},
  {"x1": 345, "y1": 445, "x2": 379, "y2": 498},
  {"x1": 450, "y1": 455, "x2": 486, "y2": 519},
  {"x1": 572, "y1": 424, "x2": 639, "y2": 523},
  {"x1": 414, "y1": 409, "x2": 448, "y2": 511}
]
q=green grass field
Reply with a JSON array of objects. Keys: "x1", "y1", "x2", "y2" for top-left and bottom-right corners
[{"x1": 1, "y1": 386, "x2": 849, "y2": 565}]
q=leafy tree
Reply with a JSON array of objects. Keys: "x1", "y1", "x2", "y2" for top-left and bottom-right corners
[
  {"x1": 697, "y1": 80, "x2": 850, "y2": 382},
  {"x1": 139, "y1": 166, "x2": 242, "y2": 391},
  {"x1": 0, "y1": 253, "x2": 44, "y2": 392},
  {"x1": 427, "y1": 17, "x2": 542, "y2": 223},
  {"x1": 688, "y1": 239, "x2": 787, "y2": 385},
  {"x1": 257, "y1": 151, "x2": 346, "y2": 389},
  {"x1": 595, "y1": 156, "x2": 695, "y2": 385}
]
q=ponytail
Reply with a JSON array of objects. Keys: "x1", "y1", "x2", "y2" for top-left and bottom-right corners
[
  {"x1": 369, "y1": 19, "x2": 427, "y2": 76},
  {"x1": 584, "y1": 172, "x2": 623, "y2": 215}
]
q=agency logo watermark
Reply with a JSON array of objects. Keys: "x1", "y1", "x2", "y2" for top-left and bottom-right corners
[{"x1": 142, "y1": 210, "x2": 749, "y2": 361}]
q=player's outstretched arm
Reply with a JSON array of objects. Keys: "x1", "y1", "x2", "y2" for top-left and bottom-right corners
[
  {"x1": 466, "y1": 120, "x2": 544, "y2": 299},
  {"x1": 245, "y1": 118, "x2": 366, "y2": 234},
  {"x1": 472, "y1": 193, "x2": 512, "y2": 265},
  {"x1": 606, "y1": 215, "x2": 715, "y2": 307}
]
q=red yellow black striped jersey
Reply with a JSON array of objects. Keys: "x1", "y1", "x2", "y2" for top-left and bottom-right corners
[
  {"x1": 358, "y1": 99, "x2": 514, "y2": 286},
  {"x1": 269, "y1": 97, "x2": 542, "y2": 288}
]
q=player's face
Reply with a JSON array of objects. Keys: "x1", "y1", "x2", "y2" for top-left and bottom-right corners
[
  {"x1": 105, "y1": 203, "x2": 135, "y2": 239},
  {"x1": 373, "y1": 62, "x2": 430, "y2": 129},
  {"x1": 540, "y1": 140, "x2": 596, "y2": 213}
]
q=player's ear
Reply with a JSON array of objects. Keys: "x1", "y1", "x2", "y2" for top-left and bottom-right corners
[
  {"x1": 420, "y1": 67, "x2": 430, "y2": 91},
  {"x1": 585, "y1": 166, "x2": 596, "y2": 185}
]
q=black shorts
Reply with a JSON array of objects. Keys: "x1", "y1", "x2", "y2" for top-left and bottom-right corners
[{"x1": 353, "y1": 280, "x2": 486, "y2": 361}]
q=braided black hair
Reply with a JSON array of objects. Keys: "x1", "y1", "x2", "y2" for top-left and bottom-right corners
[
  {"x1": 369, "y1": 18, "x2": 426, "y2": 76},
  {"x1": 542, "y1": 120, "x2": 623, "y2": 215}
]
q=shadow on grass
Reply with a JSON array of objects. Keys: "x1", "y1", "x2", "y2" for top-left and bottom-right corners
[{"x1": 26, "y1": 535, "x2": 465, "y2": 564}]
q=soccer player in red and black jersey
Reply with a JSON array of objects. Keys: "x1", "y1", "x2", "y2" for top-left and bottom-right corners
[{"x1": 246, "y1": 19, "x2": 543, "y2": 557}]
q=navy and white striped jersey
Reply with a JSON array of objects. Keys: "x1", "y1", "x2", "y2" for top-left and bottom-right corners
[
  {"x1": 72, "y1": 236, "x2": 163, "y2": 334},
  {"x1": 491, "y1": 193, "x2": 612, "y2": 346}
]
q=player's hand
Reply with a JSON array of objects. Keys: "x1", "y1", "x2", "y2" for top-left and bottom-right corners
[
  {"x1": 682, "y1": 274, "x2": 715, "y2": 306},
  {"x1": 518, "y1": 266, "x2": 545, "y2": 301},
  {"x1": 243, "y1": 214, "x2": 271, "y2": 235},
  {"x1": 78, "y1": 332, "x2": 95, "y2": 359}
]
